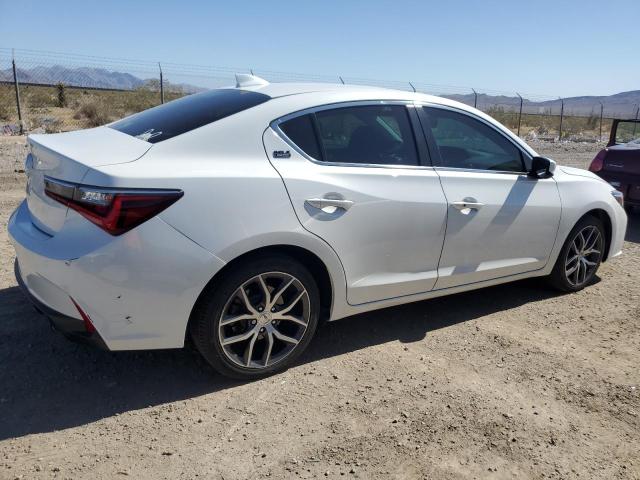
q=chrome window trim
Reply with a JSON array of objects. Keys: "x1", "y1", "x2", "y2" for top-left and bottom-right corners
[
  {"x1": 417, "y1": 102, "x2": 533, "y2": 175},
  {"x1": 432, "y1": 166, "x2": 533, "y2": 176},
  {"x1": 270, "y1": 100, "x2": 435, "y2": 171}
]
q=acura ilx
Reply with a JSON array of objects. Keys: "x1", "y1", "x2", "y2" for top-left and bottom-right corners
[{"x1": 9, "y1": 74, "x2": 627, "y2": 378}]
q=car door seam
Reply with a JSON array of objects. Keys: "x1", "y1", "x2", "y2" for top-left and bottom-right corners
[{"x1": 261, "y1": 126, "x2": 350, "y2": 305}]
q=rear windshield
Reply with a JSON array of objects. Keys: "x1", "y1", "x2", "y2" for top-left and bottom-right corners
[{"x1": 109, "y1": 89, "x2": 270, "y2": 143}]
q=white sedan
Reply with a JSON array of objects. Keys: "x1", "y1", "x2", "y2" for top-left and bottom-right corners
[{"x1": 8, "y1": 75, "x2": 627, "y2": 379}]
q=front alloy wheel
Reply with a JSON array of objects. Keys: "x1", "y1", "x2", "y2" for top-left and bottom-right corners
[
  {"x1": 564, "y1": 225, "x2": 603, "y2": 287},
  {"x1": 548, "y1": 215, "x2": 605, "y2": 292}
]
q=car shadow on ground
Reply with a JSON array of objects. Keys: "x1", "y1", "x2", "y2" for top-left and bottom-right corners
[
  {"x1": 625, "y1": 210, "x2": 640, "y2": 243},
  {"x1": 0, "y1": 276, "x2": 563, "y2": 441}
]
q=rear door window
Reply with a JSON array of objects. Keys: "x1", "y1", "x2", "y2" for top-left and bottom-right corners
[
  {"x1": 110, "y1": 89, "x2": 270, "y2": 143},
  {"x1": 315, "y1": 105, "x2": 419, "y2": 166}
]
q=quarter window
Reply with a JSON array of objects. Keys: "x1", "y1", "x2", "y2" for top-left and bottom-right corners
[
  {"x1": 279, "y1": 114, "x2": 323, "y2": 161},
  {"x1": 423, "y1": 107, "x2": 525, "y2": 172}
]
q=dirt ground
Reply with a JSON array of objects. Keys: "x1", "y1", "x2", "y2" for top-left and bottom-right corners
[{"x1": 0, "y1": 136, "x2": 638, "y2": 480}]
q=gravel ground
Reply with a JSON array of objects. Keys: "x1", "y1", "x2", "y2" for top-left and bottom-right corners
[{"x1": 0, "y1": 136, "x2": 639, "y2": 480}]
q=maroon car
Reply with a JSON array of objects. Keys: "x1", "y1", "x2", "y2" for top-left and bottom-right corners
[{"x1": 589, "y1": 119, "x2": 640, "y2": 212}]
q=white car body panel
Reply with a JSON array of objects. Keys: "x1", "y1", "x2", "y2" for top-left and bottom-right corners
[
  {"x1": 433, "y1": 170, "x2": 561, "y2": 289},
  {"x1": 264, "y1": 128, "x2": 447, "y2": 305},
  {"x1": 10, "y1": 201, "x2": 224, "y2": 350},
  {"x1": 7, "y1": 82, "x2": 627, "y2": 351}
]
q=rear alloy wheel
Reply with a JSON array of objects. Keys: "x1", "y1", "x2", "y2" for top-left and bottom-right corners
[
  {"x1": 190, "y1": 255, "x2": 319, "y2": 379},
  {"x1": 219, "y1": 272, "x2": 311, "y2": 369},
  {"x1": 548, "y1": 216, "x2": 605, "y2": 292}
]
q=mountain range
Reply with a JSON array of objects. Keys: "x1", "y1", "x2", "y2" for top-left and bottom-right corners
[
  {"x1": 0, "y1": 65, "x2": 204, "y2": 93},
  {"x1": 447, "y1": 91, "x2": 640, "y2": 117},
  {"x1": 1, "y1": 65, "x2": 638, "y2": 117}
]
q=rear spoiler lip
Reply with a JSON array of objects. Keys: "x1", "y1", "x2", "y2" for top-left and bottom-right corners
[{"x1": 27, "y1": 126, "x2": 153, "y2": 168}]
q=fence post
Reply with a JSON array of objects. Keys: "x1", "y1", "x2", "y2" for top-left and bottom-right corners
[
  {"x1": 558, "y1": 98, "x2": 564, "y2": 141},
  {"x1": 158, "y1": 63, "x2": 164, "y2": 104},
  {"x1": 516, "y1": 93, "x2": 523, "y2": 137},
  {"x1": 472, "y1": 88, "x2": 477, "y2": 108},
  {"x1": 599, "y1": 102, "x2": 604, "y2": 141},
  {"x1": 11, "y1": 52, "x2": 24, "y2": 134}
]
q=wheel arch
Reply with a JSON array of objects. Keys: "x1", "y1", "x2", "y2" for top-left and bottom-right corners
[
  {"x1": 583, "y1": 208, "x2": 613, "y2": 261},
  {"x1": 187, "y1": 244, "x2": 336, "y2": 341},
  {"x1": 566, "y1": 208, "x2": 613, "y2": 261}
]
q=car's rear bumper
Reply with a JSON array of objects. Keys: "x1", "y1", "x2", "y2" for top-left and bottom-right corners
[
  {"x1": 15, "y1": 258, "x2": 109, "y2": 349},
  {"x1": 8, "y1": 200, "x2": 226, "y2": 351}
]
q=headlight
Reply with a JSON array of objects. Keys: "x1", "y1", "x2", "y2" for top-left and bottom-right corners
[{"x1": 611, "y1": 190, "x2": 624, "y2": 207}]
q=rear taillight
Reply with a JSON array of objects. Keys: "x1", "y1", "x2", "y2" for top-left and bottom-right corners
[
  {"x1": 44, "y1": 177, "x2": 183, "y2": 235},
  {"x1": 589, "y1": 149, "x2": 607, "y2": 172}
]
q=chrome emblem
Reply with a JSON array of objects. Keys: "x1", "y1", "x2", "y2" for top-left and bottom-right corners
[{"x1": 273, "y1": 150, "x2": 291, "y2": 159}]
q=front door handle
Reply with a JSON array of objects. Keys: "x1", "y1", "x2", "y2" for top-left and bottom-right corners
[
  {"x1": 451, "y1": 201, "x2": 484, "y2": 211},
  {"x1": 305, "y1": 198, "x2": 354, "y2": 211}
]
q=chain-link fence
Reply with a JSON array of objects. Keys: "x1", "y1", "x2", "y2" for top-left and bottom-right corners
[{"x1": 1, "y1": 47, "x2": 639, "y2": 140}]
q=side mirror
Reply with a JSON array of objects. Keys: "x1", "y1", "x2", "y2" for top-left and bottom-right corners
[{"x1": 528, "y1": 156, "x2": 556, "y2": 179}]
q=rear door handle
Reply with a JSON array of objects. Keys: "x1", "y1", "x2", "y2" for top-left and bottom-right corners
[
  {"x1": 305, "y1": 198, "x2": 354, "y2": 211},
  {"x1": 451, "y1": 201, "x2": 484, "y2": 211}
]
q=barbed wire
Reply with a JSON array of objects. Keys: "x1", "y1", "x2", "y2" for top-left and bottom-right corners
[{"x1": 1, "y1": 47, "x2": 637, "y2": 138}]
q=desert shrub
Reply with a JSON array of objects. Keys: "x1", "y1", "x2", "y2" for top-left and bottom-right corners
[
  {"x1": 122, "y1": 89, "x2": 158, "y2": 115},
  {"x1": 0, "y1": 101, "x2": 10, "y2": 121},
  {"x1": 23, "y1": 86, "x2": 56, "y2": 108},
  {"x1": 56, "y1": 83, "x2": 67, "y2": 108},
  {"x1": 75, "y1": 101, "x2": 113, "y2": 127},
  {"x1": 43, "y1": 117, "x2": 63, "y2": 133}
]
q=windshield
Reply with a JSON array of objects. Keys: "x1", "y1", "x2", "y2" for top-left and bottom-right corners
[
  {"x1": 110, "y1": 89, "x2": 270, "y2": 143},
  {"x1": 614, "y1": 120, "x2": 640, "y2": 145}
]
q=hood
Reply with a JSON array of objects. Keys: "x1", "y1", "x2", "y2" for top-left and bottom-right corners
[{"x1": 558, "y1": 166, "x2": 605, "y2": 182}]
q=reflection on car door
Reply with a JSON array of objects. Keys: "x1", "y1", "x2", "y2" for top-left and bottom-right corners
[
  {"x1": 419, "y1": 106, "x2": 562, "y2": 289},
  {"x1": 265, "y1": 103, "x2": 448, "y2": 305}
]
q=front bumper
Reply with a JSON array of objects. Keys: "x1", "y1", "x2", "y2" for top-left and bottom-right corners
[{"x1": 15, "y1": 259, "x2": 108, "y2": 349}]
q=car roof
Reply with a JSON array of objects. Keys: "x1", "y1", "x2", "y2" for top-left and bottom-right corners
[
  {"x1": 141, "y1": 79, "x2": 537, "y2": 159},
  {"x1": 232, "y1": 81, "x2": 538, "y2": 158},
  {"x1": 235, "y1": 81, "x2": 496, "y2": 119},
  {"x1": 237, "y1": 81, "x2": 445, "y2": 103},
  {"x1": 239, "y1": 81, "x2": 402, "y2": 97}
]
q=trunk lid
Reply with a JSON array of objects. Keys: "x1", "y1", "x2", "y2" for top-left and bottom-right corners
[
  {"x1": 603, "y1": 143, "x2": 640, "y2": 175},
  {"x1": 25, "y1": 127, "x2": 152, "y2": 235}
]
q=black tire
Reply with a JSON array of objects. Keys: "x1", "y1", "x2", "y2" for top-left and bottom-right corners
[
  {"x1": 547, "y1": 215, "x2": 605, "y2": 292},
  {"x1": 190, "y1": 254, "x2": 320, "y2": 380}
]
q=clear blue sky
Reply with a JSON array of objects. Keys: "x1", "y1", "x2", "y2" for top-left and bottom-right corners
[{"x1": 1, "y1": 0, "x2": 637, "y2": 97}]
